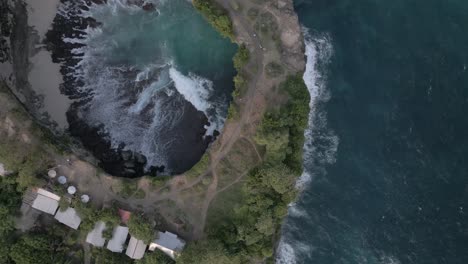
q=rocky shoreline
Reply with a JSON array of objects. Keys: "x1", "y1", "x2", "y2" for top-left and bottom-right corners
[{"x1": 1, "y1": 0, "x2": 225, "y2": 178}]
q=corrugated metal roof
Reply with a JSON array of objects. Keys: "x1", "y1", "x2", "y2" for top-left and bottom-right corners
[
  {"x1": 107, "y1": 226, "x2": 129, "y2": 253},
  {"x1": 126, "y1": 236, "x2": 147, "y2": 260},
  {"x1": 32, "y1": 194, "x2": 60, "y2": 215},
  {"x1": 86, "y1": 221, "x2": 107, "y2": 247},
  {"x1": 37, "y1": 188, "x2": 61, "y2": 201},
  {"x1": 150, "y1": 231, "x2": 185, "y2": 251},
  {"x1": 149, "y1": 231, "x2": 185, "y2": 259},
  {"x1": 54, "y1": 207, "x2": 82, "y2": 230}
]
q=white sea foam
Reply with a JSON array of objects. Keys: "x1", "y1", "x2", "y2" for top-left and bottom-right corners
[
  {"x1": 277, "y1": 28, "x2": 337, "y2": 264},
  {"x1": 58, "y1": 0, "x2": 227, "y2": 171},
  {"x1": 276, "y1": 239, "x2": 297, "y2": 264},
  {"x1": 277, "y1": 238, "x2": 313, "y2": 264},
  {"x1": 169, "y1": 67, "x2": 223, "y2": 135},
  {"x1": 296, "y1": 28, "x2": 337, "y2": 189},
  {"x1": 380, "y1": 255, "x2": 402, "y2": 264}
]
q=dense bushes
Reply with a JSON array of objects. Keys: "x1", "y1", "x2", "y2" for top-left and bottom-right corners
[
  {"x1": 128, "y1": 214, "x2": 154, "y2": 243},
  {"x1": 233, "y1": 44, "x2": 249, "y2": 71},
  {"x1": 0, "y1": 176, "x2": 78, "y2": 263},
  {"x1": 9, "y1": 233, "x2": 70, "y2": 264},
  {"x1": 255, "y1": 75, "x2": 310, "y2": 173},
  {"x1": 193, "y1": 0, "x2": 234, "y2": 40},
  {"x1": 229, "y1": 44, "x2": 250, "y2": 119},
  {"x1": 0, "y1": 176, "x2": 21, "y2": 236},
  {"x1": 181, "y1": 75, "x2": 310, "y2": 262},
  {"x1": 0, "y1": 139, "x2": 49, "y2": 191}
]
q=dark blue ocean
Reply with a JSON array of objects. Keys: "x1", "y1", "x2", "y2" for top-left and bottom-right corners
[{"x1": 279, "y1": 1, "x2": 468, "y2": 263}]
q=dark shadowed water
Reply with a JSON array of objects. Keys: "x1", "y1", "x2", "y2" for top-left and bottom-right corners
[{"x1": 279, "y1": 1, "x2": 468, "y2": 263}]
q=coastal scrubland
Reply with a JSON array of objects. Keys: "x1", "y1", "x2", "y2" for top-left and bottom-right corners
[
  {"x1": 178, "y1": 76, "x2": 309, "y2": 263},
  {"x1": 0, "y1": 0, "x2": 306, "y2": 262}
]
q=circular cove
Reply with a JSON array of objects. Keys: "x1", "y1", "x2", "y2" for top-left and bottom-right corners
[{"x1": 46, "y1": 0, "x2": 237, "y2": 177}]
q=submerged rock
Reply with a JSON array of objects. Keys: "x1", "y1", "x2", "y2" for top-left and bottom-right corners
[{"x1": 142, "y1": 3, "x2": 156, "y2": 12}]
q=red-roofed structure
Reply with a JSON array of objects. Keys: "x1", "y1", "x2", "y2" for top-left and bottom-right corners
[{"x1": 118, "y1": 209, "x2": 131, "y2": 224}]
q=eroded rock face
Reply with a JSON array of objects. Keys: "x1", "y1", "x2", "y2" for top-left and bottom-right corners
[
  {"x1": 275, "y1": 0, "x2": 306, "y2": 73},
  {"x1": 142, "y1": 2, "x2": 155, "y2": 12}
]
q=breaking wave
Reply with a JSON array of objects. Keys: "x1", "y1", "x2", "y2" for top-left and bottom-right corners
[
  {"x1": 276, "y1": 28, "x2": 337, "y2": 263},
  {"x1": 55, "y1": 0, "x2": 229, "y2": 173}
]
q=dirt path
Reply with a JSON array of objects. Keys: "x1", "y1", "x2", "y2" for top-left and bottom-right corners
[
  {"x1": 188, "y1": 0, "x2": 306, "y2": 238},
  {"x1": 0, "y1": 0, "x2": 305, "y2": 242}
]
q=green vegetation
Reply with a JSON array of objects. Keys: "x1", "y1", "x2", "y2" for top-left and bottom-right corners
[
  {"x1": 265, "y1": 61, "x2": 284, "y2": 78},
  {"x1": 227, "y1": 103, "x2": 239, "y2": 119},
  {"x1": 255, "y1": 75, "x2": 310, "y2": 173},
  {"x1": 185, "y1": 153, "x2": 210, "y2": 180},
  {"x1": 0, "y1": 176, "x2": 81, "y2": 263},
  {"x1": 177, "y1": 239, "x2": 242, "y2": 264},
  {"x1": 91, "y1": 248, "x2": 133, "y2": 264},
  {"x1": 233, "y1": 44, "x2": 249, "y2": 71},
  {"x1": 128, "y1": 214, "x2": 154, "y2": 243},
  {"x1": 229, "y1": 44, "x2": 250, "y2": 120},
  {"x1": 9, "y1": 233, "x2": 70, "y2": 264},
  {"x1": 0, "y1": 176, "x2": 21, "y2": 236},
  {"x1": 0, "y1": 139, "x2": 49, "y2": 191},
  {"x1": 74, "y1": 202, "x2": 120, "y2": 233},
  {"x1": 58, "y1": 197, "x2": 70, "y2": 212},
  {"x1": 180, "y1": 75, "x2": 310, "y2": 263},
  {"x1": 193, "y1": 0, "x2": 234, "y2": 40}
]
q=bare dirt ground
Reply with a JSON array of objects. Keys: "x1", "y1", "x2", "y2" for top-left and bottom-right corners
[{"x1": 0, "y1": 0, "x2": 305, "y2": 241}]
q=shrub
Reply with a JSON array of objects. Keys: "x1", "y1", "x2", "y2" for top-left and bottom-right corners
[
  {"x1": 233, "y1": 44, "x2": 250, "y2": 71},
  {"x1": 265, "y1": 61, "x2": 284, "y2": 78},
  {"x1": 193, "y1": 0, "x2": 234, "y2": 40},
  {"x1": 128, "y1": 214, "x2": 153, "y2": 243}
]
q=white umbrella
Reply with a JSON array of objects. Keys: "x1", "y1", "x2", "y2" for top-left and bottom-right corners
[
  {"x1": 81, "y1": 194, "x2": 90, "y2": 203},
  {"x1": 67, "y1": 186, "x2": 77, "y2": 195},
  {"x1": 48, "y1": 170, "x2": 57, "y2": 178},
  {"x1": 58, "y1": 176, "x2": 67, "y2": 184}
]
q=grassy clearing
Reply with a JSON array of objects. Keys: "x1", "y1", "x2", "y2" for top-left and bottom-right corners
[{"x1": 185, "y1": 153, "x2": 211, "y2": 181}]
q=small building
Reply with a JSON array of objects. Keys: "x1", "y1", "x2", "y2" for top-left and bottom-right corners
[
  {"x1": 126, "y1": 236, "x2": 147, "y2": 260},
  {"x1": 48, "y1": 170, "x2": 57, "y2": 178},
  {"x1": 86, "y1": 221, "x2": 107, "y2": 247},
  {"x1": 54, "y1": 207, "x2": 82, "y2": 230},
  {"x1": 81, "y1": 194, "x2": 90, "y2": 203},
  {"x1": 58, "y1": 176, "x2": 67, "y2": 184},
  {"x1": 31, "y1": 188, "x2": 61, "y2": 215},
  {"x1": 118, "y1": 209, "x2": 131, "y2": 224},
  {"x1": 149, "y1": 231, "x2": 186, "y2": 259},
  {"x1": 107, "y1": 226, "x2": 129, "y2": 253},
  {"x1": 67, "y1": 186, "x2": 77, "y2": 195}
]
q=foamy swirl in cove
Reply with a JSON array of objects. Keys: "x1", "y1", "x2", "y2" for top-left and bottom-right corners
[{"x1": 56, "y1": 0, "x2": 233, "y2": 173}]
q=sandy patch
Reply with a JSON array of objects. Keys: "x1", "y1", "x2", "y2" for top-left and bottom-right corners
[
  {"x1": 25, "y1": 0, "x2": 60, "y2": 40},
  {"x1": 28, "y1": 50, "x2": 71, "y2": 129}
]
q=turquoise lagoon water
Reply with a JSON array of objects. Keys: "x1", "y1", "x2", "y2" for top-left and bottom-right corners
[{"x1": 59, "y1": 0, "x2": 237, "y2": 174}]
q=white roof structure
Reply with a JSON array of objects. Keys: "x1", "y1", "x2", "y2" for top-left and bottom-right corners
[
  {"x1": 86, "y1": 221, "x2": 107, "y2": 247},
  {"x1": 48, "y1": 170, "x2": 57, "y2": 178},
  {"x1": 54, "y1": 207, "x2": 82, "y2": 230},
  {"x1": 126, "y1": 236, "x2": 147, "y2": 260},
  {"x1": 0, "y1": 163, "x2": 6, "y2": 176},
  {"x1": 107, "y1": 226, "x2": 129, "y2": 253},
  {"x1": 149, "y1": 231, "x2": 186, "y2": 259},
  {"x1": 81, "y1": 194, "x2": 90, "y2": 203},
  {"x1": 58, "y1": 176, "x2": 67, "y2": 184},
  {"x1": 67, "y1": 186, "x2": 77, "y2": 195},
  {"x1": 31, "y1": 188, "x2": 61, "y2": 215}
]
